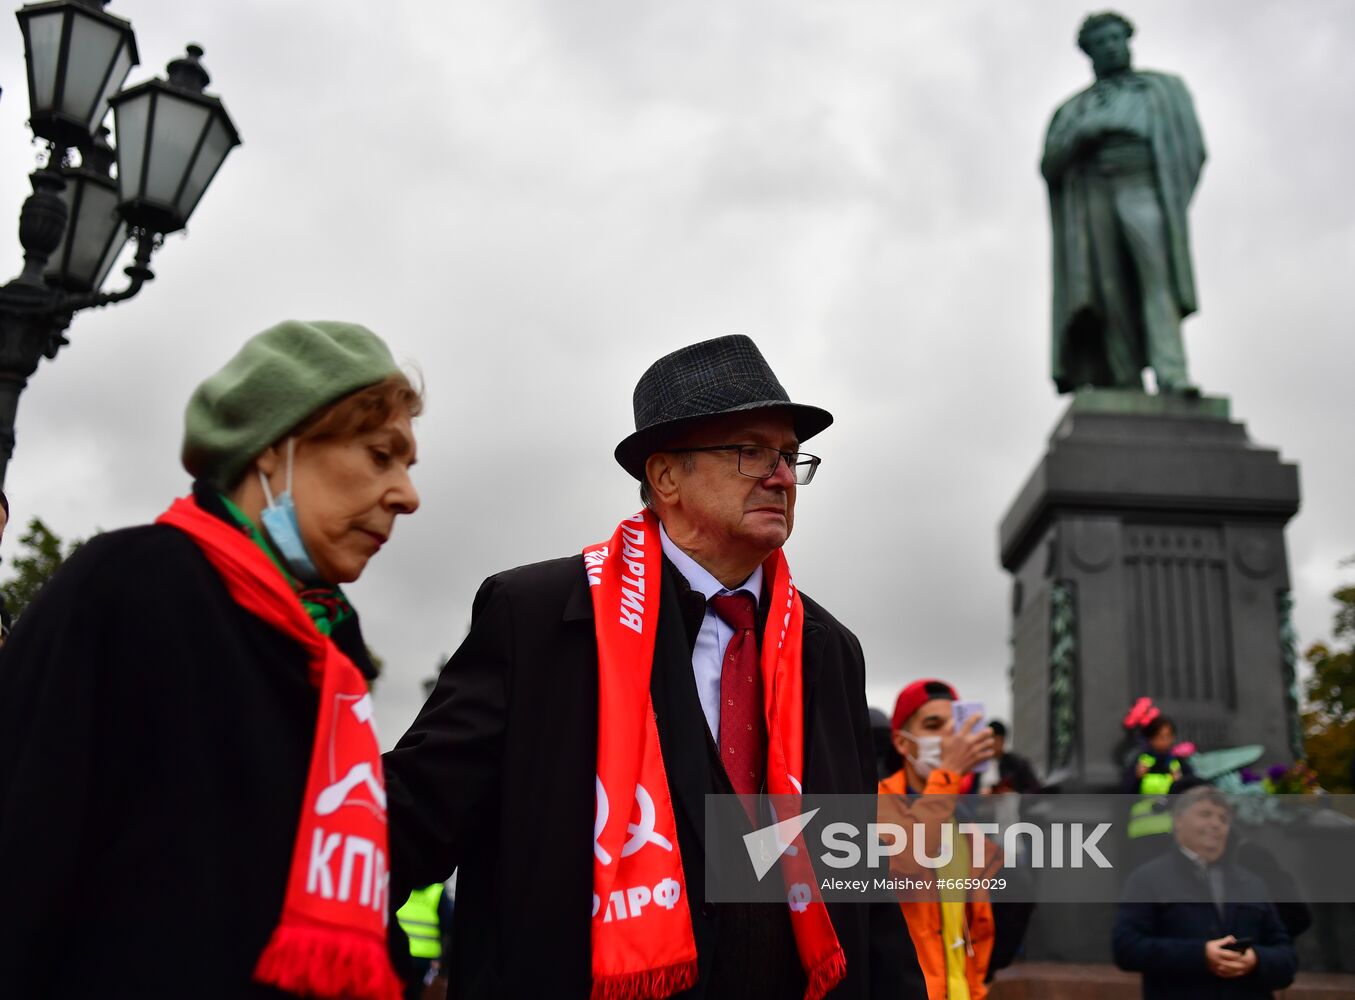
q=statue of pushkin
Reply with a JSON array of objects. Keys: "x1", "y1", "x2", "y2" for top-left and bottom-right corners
[{"x1": 1042, "y1": 12, "x2": 1206, "y2": 395}]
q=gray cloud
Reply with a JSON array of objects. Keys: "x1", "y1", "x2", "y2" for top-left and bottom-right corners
[{"x1": 0, "y1": 1, "x2": 1350, "y2": 751}]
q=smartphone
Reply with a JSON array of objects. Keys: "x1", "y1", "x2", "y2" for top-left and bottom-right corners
[
  {"x1": 951, "y1": 700, "x2": 989, "y2": 773},
  {"x1": 1223, "y1": 937, "x2": 1254, "y2": 953}
]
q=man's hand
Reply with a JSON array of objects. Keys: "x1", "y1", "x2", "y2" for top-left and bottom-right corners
[
  {"x1": 1204, "y1": 937, "x2": 1255, "y2": 978},
  {"x1": 939, "y1": 716, "x2": 995, "y2": 776}
]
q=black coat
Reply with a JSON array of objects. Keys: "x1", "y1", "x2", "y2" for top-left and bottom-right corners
[
  {"x1": 384, "y1": 554, "x2": 926, "y2": 999},
  {"x1": 0, "y1": 489, "x2": 395, "y2": 998},
  {"x1": 1112, "y1": 848, "x2": 1297, "y2": 1000},
  {"x1": 995, "y1": 752, "x2": 1041, "y2": 794}
]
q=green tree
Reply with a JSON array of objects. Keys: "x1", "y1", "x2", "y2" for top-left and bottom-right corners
[
  {"x1": 0, "y1": 517, "x2": 83, "y2": 621},
  {"x1": 1303, "y1": 556, "x2": 1355, "y2": 792}
]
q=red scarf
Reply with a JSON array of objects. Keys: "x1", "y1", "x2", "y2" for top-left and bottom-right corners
[
  {"x1": 158, "y1": 496, "x2": 402, "y2": 1000},
  {"x1": 585, "y1": 511, "x2": 845, "y2": 1000}
]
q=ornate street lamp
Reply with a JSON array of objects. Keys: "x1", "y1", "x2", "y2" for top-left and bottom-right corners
[
  {"x1": 110, "y1": 45, "x2": 240, "y2": 237},
  {"x1": 0, "y1": 2, "x2": 239, "y2": 486},
  {"x1": 17, "y1": 0, "x2": 137, "y2": 149},
  {"x1": 44, "y1": 126, "x2": 126, "y2": 293}
]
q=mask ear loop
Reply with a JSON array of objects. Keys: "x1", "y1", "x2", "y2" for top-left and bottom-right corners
[
  {"x1": 257, "y1": 438, "x2": 297, "y2": 509},
  {"x1": 285, "y1": 437, "x2": 296, "y2": 496},
  {"x1": 258, "y1": 467, "x2": 276, "y2": 508}
]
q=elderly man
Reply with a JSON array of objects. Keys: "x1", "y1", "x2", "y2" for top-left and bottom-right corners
[
  {"x1": 1041, "y1": 11, "x2": 1206, "y2": 394},
  {"x1": 1113, "y1": 786, "x2": 1297, "y2": 999},
  {"x1": 385, "y1": 336, "x2": 926, "y2": 999}
]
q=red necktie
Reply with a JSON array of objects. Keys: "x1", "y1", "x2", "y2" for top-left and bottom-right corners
[{"x1": 709, "y1": 592, "x2": 766, "y2": 802}]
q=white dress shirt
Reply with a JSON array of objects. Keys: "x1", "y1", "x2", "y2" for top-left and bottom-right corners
[
  {"x1": 659, "y1": 522, "x2": 763, "y2": 739},
  {"x1": 1178, "y1": 845, "x2": 1227, "y2": 915}
]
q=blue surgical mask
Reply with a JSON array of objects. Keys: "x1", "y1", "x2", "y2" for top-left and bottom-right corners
[{"x1": 258, "y1": 438, "x2": 322, "y2": 581}]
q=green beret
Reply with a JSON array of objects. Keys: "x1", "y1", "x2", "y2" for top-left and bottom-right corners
[{"x1": 182, "y1": 319, "x2": 399, "y2": 487}]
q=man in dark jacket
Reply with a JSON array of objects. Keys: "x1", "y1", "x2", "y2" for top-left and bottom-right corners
[
  {"x1": 384, "y1": 336, "x2": 926, "y2": 998},
  {"x1": 1112, "y1": 786, "x2": 1297, "y2": 999},
  {"x1": 983, "y1": 721, "x2": 1041, "y2": 794}
]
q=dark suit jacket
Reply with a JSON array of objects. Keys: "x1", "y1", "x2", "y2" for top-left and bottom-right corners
[
  {"x1": 1112, "y1": 848, "x2": 1297, "y2": 999},
  {"x1": 384, "y1": 554, "x2": 925, "y2": 999}
]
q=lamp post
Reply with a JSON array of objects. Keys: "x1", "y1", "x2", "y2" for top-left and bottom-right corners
[{"x1": 0, "y1": 0, "x2": 239, "y2": 486}]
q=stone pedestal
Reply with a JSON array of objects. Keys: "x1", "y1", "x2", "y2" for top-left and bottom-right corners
[{"x1": 999, "y1": 390, "x2": 1302, "y2": 790}]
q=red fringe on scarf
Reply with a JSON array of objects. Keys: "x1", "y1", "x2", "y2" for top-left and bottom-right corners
[
  {"x1": 254, "y1": 921, "x2": 403, "y2": 1000},
  {"x1": 590, "y1": 959, "x2": 699, "y2": 1000},
  {"x1": 805, "y1": 947, "x2": 848, "y2": 1000}
]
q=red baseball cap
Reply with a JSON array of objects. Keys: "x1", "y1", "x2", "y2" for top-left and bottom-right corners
[{"x1": 891, "y1": 679, "x2": 958, "y2": 731}]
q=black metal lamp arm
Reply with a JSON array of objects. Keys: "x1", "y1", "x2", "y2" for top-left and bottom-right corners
[{"x1": 56, "y1": 228, "x2": 157, "y2": 313}]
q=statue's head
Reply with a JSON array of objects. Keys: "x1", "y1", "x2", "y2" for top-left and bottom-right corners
[{"x1": 1077, "y1": 11, "x2": 1134, "y2": 78}]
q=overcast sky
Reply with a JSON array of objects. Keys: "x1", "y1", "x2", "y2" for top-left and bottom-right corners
[{"x1": 1, "y1": 1, "x2": 1352, "y2": 752}]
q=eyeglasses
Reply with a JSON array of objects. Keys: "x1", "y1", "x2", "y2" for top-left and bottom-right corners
[{"x1": 669, "y1": 444, "x2": 821, "y2": 484}]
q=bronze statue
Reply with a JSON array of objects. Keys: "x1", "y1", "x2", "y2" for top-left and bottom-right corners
[{"x1": 1042, "y1": 12, "x2": 1206, "y2": 394}]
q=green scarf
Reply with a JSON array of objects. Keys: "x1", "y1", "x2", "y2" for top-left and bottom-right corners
[{"x1": 217, "y1": 494, "x2": 354, "y2": 638}]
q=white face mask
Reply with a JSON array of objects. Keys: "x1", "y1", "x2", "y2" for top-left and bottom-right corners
[{"x1": 901, "y1": 731, "x2": 943, "y2": 778}]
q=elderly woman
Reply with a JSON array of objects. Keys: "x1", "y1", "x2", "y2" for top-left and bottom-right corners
[{"x1": 0, "y1": 320, "x2": 419, "y2": 999}]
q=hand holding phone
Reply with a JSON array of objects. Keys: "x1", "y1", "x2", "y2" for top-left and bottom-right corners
[
  {"x1": 945, "y1": 701, "x2": 994, "y2": 774},
  {"x1": 1208, "y1": 936, "x2": 1258, "y2": 978}
]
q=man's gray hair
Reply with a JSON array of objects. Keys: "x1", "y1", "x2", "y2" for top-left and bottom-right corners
[
  {"x1": 1172, "y1": 784, "x2": 1232, "y2": 820},
  {"x1": 1077, "y1": 11, "x2": 1135, "y2": 54}
]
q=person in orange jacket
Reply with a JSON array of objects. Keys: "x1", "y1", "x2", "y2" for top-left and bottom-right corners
[{"x1": 878, "y1": 679, "x2": 998, "y2": 1000}]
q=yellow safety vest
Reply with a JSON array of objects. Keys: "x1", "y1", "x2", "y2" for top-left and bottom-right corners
[
  {"x1": 1137, "y1": 753, "x2": 1181, "y2": 796},
  {"x1": 1127, "y1": 795, "x2": 1174, "y2": 839},
  {"x1": 397, "y1": 883, "x2": 445, "y2": 959},
  {"x1": 1127, "y1": 755, "x2": 1182, "y2": 839}
]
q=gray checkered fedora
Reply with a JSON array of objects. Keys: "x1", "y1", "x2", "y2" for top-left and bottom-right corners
[{"x1": 614, "y1": 335, "x2": 834, "y2": 479}]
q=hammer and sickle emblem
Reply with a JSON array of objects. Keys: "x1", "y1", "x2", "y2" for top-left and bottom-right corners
[
  {"x1": 594, "y1": 779, "x2": 674, "y2": 865},
  {"x1": 313, "y1": 694, "x2": 387, "y2": 817},
  {"x1": 622, "y1": 783, "x2": 673, "y2": 857}
]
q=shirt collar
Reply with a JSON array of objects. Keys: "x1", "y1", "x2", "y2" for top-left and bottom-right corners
[
  {"x1": 1178, "y1": 845, "x2": 1217, "y2": 872},
  {"x1": 658, "y1": 520, "x2": 763, "y2": 603}
]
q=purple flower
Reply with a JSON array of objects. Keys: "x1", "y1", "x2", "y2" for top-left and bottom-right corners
[{"x1": 1267, "y1": 764, "x2": 1289, "y2": 781}]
